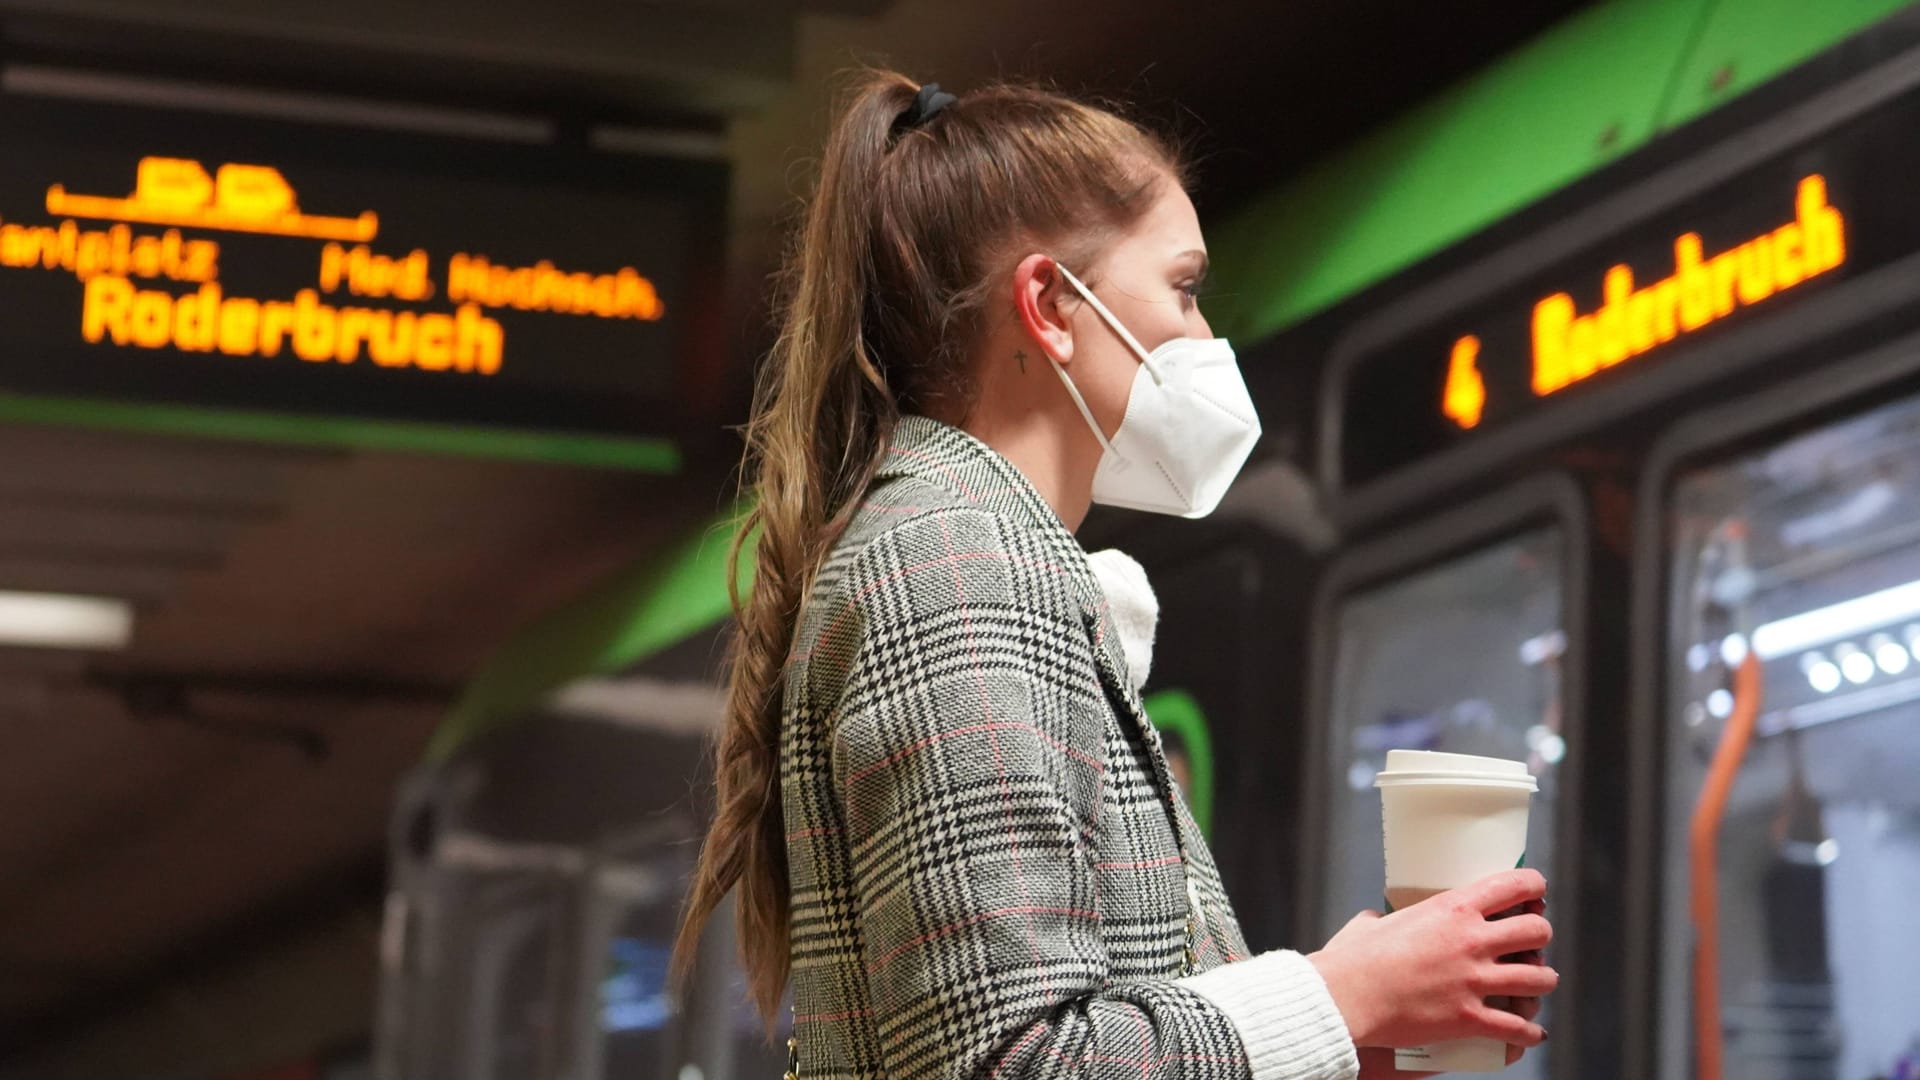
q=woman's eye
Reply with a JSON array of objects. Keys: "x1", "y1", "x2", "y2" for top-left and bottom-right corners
[{"x1": 1179, "y1": 278, "x2": 1210, "y2": 308}]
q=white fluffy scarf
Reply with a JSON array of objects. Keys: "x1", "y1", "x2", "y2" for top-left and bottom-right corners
[{"x1": 1085, "y1": 548, "x2": 1158, "y2": 693}]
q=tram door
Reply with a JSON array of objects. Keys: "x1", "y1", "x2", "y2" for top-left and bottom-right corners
[
  {"x1": 373, "y1": 705, "x2": 788, "y2": 1080},
  {"x1": 1309, "y1": 485, "x2": 1583, "y2": 1080},
  {"x1": 1657, "y1": 390, "x2": 1920, "y2": 1080}
]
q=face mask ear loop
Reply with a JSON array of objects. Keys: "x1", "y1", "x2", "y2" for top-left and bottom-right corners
[
  {"x1": 1055, "y1": 263, "x2": 1165, "y2": 386},
  {"x1": 1047, "y1": 353, "x2": 1118, "y2": 457}
]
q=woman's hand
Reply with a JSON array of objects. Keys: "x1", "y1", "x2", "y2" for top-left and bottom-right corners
[
  {"x1": 1502, "y1": 989, "x2": 1543, "y2": 1066},
  {"x1": 1357, "y1": 955, "x2": 1546, "y2": 1077},
  {"x1": 1307, "y1": 869, "x2": 1556, "y2": 1052},
  {"x1": 1355, "y1": 1008, "x2": 1539, "y2": 1080}
]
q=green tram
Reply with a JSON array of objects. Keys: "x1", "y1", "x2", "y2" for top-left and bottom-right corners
[{"x1": 1210, "y1": 4, "x2": 1920, "y2": 1080}]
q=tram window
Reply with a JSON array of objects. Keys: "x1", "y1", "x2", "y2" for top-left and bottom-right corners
[
  {"x1": 601, "y1": 936, "x2": 672, "y2": 1035},
  {"x1": 1667, "y1": 393, "x2": 1920, "y2": 1080},
  {"x1": 464, "y1": 877, "x2": 572, "y2": 1080},
  {"x1": 1322, "y1": 529, "x2": 1565, "y2": 1080},
  {"x1": 593, "y1": 860, "x2": 682, "y2": 1079}
]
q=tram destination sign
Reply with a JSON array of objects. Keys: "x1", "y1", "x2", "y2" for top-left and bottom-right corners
[
  {"x1": 1335, "y1": 83, "x2": 1920, "y2": 489},
  {"x1": 0, "y1": 94, "x2": 724, "y2": 443}
]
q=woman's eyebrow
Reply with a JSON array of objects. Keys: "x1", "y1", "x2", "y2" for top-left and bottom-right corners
[{"x1": 1175, "y1": 248, "x2": 1210, "y2": 275}]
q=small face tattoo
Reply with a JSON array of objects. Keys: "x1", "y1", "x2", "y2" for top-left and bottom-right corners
[{"x1": 1014, "y1": 348, "x2": 1027, "y2": 374}]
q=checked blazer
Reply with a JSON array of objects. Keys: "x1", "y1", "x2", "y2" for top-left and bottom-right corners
[{"x1": 780, "y1": 415, "x2": 1356, "y2": 1080}]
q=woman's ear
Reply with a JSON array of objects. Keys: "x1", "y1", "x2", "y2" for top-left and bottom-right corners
[{"x1": 1012, "y1": 253, "x2": 1074, "y2": 366}]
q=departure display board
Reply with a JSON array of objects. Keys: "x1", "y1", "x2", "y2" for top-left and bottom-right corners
[
  {"x1": 0, "y1": 94, "x2": 726, "y2": 441},
  {"x1": 1335, "y1": 81, "x2": 1920, "y2": 489}
]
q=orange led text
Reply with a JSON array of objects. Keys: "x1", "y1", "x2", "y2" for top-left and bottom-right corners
[
  {"x1": 47, "y1": 156, "x2": 379, "y2": 243},
  {"x1": 1531, "y1": 174, "x2": 1845, "y2": 397},
  {"x1": 1442, "y1": 334, "x2": 1487, "y2": 430},
  {"x1": 82, "y1": 277, "x2": 503, "y2": 374},
  {"x1": 0, "y1": 154, "x2": 671, "y2": 379}
]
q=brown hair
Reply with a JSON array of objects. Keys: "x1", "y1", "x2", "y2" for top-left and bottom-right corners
[{"x1": 672, "y1": 67, "x2": 1187, "y2": 1028}]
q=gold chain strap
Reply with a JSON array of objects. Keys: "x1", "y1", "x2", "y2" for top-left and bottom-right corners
[{"x1": 1184, "y1": 874, "x2": 1205, "y2": 976}]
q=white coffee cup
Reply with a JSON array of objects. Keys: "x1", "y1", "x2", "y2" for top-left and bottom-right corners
[{"x1": 1375, "y1": 749, "x2": 1538, "y2": 1073}]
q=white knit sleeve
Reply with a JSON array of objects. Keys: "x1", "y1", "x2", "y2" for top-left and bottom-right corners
[{"x1": 1180, "y1": 951, "x2": 1360, "y2": 1080}]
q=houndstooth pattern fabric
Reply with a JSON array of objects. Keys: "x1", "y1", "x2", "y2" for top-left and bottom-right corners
[{"x1": 781, "y1": 414, "x2": 1260, "y2": 1080}]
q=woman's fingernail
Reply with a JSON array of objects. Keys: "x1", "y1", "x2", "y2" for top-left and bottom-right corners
[{"x1": 1540, "y1": 1027, "x2": 1551, "y2": 1042}]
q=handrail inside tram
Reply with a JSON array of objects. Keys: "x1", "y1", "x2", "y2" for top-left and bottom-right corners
[{"x1": 1687, "y1": 650, "x2": 1764, "y2": 1080}]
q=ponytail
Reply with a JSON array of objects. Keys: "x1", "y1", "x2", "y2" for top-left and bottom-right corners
[{"x1": 671, "y1": 70, "x2": 914, "y2": 1025}]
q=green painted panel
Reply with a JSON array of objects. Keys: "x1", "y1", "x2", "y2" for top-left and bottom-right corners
[
  {"x1": 426, "y1": 500, "x2": 755, "y2": 759},
  {"x1": 1659, "y1": 0, "x2": 1919, "y2": 128},
  {"x1": 0, "y1": 392, "x2": 681, "y2": 472},
  {"x1": 1209, "y1": 0, "x2": 1710, "y2": 344},
  {"x1": 1210, "y1": 0, "x2": 1919, "y2": 340},
  {"x1": 1143, "y1": 687, "x2": 1216, "y2": 839}
]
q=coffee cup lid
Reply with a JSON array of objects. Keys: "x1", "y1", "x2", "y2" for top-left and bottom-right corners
[{"x1": 1374, "y1": 749, "x2": 1538, "y2": 790}]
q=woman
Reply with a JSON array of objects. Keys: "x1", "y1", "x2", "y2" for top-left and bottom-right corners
[{"x1": 674, "y1": 71, "x2": 1556, "y2": 1080}]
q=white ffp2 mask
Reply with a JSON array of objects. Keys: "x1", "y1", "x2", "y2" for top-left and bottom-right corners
[{"x1": 1048, "y1": 262, "x2": 1262, "y2": 518}]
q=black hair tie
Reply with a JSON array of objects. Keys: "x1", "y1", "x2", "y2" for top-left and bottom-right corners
[{"x1": 892, "y1": 82, "x2": 957, "y2": 139}]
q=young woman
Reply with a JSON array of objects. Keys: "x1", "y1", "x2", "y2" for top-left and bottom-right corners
[{"x1": 674, "y1": 71, "x2": 1556, "y2": 1080}]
